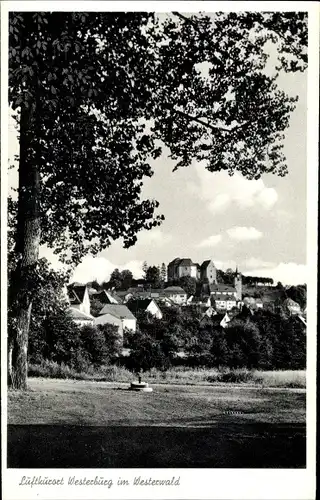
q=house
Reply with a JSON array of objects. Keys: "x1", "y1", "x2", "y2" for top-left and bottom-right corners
[
  {"x1": 208, "y1": 284, "x2": 237, "y2": 298},
  {"x1": 67, "y1": 283, "x2": 91, "y2": 316},
  {"x1": 95, "y1": 304, "x2": 137, "y2": 335},
  {"x1": 212, "y1": 293, "x2": 237, "y2": 311},
  {"x1": 127, "y1": 298, "x2": 163, "y2": 319},
  {"x1": 201, "y1": 305, "x2": 217, "y2": 319},
  {"x1": 167, "y1": 258, "x2": 199, "y2": 280},
  {"x1": 163, "y1": 286, "x2": 188, "y2": 305},
  {"x1": 157, "y1": 296, "x2": 175, "y2": 308},
  {"x1": 116, "y1": 290, "x2": 134, "y2": 303},
  {"x1": 200, "y1": 260, "x2": 217, "y2": 284},
  {"x1": 69, "y1": 307, "x2": 95, "y2": 327}
]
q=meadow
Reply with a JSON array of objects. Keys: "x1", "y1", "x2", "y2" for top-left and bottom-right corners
[
  {"x1": 28, "y1": 361, "x2": 306, "y2": 388},
  {"x1": 8, "y1": 376, "x2": 306, "y2": 468}
]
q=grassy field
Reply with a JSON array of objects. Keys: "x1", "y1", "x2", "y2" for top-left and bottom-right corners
[
  {"x1": 7, "y1": 377, "x2": 306, "y2": 468},
  {"x1": 28, "y1": 361, "x2": 306, "y2": 388}
]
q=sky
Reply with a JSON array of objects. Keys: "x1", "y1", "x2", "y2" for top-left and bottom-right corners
[{"x1": 7, "y1": 25, "x2": 308, "y2": 287}]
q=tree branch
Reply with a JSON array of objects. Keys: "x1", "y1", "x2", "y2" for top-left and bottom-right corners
[
  {"x1": 171, "y1": 12, "x2": 223, "y2": 67},
  {"x1": 172, "y1": 12, "x2": 200, "y2": 26},
  {"x1": 174, "y1": 107, "x2": 247, "y2": 132}
]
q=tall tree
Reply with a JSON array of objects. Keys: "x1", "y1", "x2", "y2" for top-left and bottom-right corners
[
  {"x1": 9, "y1": 11, "x2": 307, "y2": 388},
  {"x1": 176, "y1": 276, "x2": 197, "y2": 297},
  {"x1": 120, "y1": 269, "x2": 133, "y2": 290},
  {"x1": 109, "y1": 269, "x2": 122, "y2": 290},
  {"x1": 145, "y1": 265, "x2": 161, "y2": 288},
  {"x1": 160, "y1": 263, "x2": 167, "y2": 284},
  {"x1": 142, "y1": 261, "x2": 148, "y2": 279}
]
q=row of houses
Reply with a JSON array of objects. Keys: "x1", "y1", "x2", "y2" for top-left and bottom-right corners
[
  {"x1": 67, "y1": 280, "x2": 306, "y2": 335},
  {"x1": 67, "y1": 274, "x2": 246, "y2": 335},
  {"x1": 68, "y1": 285, "x2": 163, "y2": 334}
]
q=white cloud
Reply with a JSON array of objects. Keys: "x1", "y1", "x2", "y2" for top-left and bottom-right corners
[
  {"x1": 136, "y1": 228, "x2": 172, "y2": 247},
  {"x1": 38, "y1": 229, "x2": 171, "y2": 285},
  {"x1": 256, "y1": 187, "x2": 278, "y2": 209},
  {"x1": 192, "y1": 166, "x2": 278, "y2": 213},
  {"x1": 71, "y1": 257, "x2": 144, "y2": 284},
  {"x1": 208, "y1": 194, "x2": 231, "y2": 213},
  {"x1": 243, "y1": 257, "x2": 275, "y2": 270},
  {"x1": 227, "y1": 226, "x2": 263, "y2": 241},
  {"x1": 196, "y1": 234, "x2": 222, "y2": 248},
  {"x1": 242, "y1": 262, "x2": 307, "y2": 286},
  {"x1": 214, "y1": 260, "x2": 237, "y2": 271}
]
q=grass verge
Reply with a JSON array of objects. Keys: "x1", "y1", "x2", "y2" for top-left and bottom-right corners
[{"x1": 28, "y1": 360, "x2": 306, "y2": 388}]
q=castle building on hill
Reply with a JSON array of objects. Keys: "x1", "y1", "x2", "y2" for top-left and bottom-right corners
[
  {"x1": 200, "y1": 260, "x2": 217, "y2": 284},
  {"x1": 167, "y1": 258, "x2": 199, "y2": 280},
  {"x1": 167, "y1": 258, "x2": 217, "y2": 283},
  {"x1": 168, "y1": 257, "x2": 242, "y2": 302}
]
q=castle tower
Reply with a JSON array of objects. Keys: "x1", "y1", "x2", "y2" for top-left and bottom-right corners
[{"x1": 234, "y1": 268, "x2": 242, "y2": 301}]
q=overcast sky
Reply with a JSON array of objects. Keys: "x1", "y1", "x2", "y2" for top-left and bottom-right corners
[{"x1": 8, "y1": 27, "x2": 307, "y2": 286}]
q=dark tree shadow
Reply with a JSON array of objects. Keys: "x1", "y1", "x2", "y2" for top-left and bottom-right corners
[{"x1": 8, "y1": 422, "x2": 306, "y2": 468}]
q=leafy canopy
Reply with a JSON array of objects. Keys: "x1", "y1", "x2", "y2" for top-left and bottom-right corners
[{"x1": 9, "y1": 11, "x2": 307, "y2": 264}]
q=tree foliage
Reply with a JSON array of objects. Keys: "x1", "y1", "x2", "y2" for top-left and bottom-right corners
[
  {"x1": 9, "y1": 11, "x2": 307, "y2": 262},
  {"x1": 145, "y1": 265, "x2": 162, "y2": 288},
  {"x1": 107, "y1": 268, "x2": 133, "y2": 290}
]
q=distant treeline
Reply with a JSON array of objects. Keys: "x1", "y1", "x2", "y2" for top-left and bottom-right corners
[
  {"x1": 123, "y1": 306, "x2": 306, "y2": 372},
  {"x1": 27, "y1": 301, "x2": 306, "y2": 376},
  {"x1": 242, "y1": 276, "x2": 274, "y2": 286}
]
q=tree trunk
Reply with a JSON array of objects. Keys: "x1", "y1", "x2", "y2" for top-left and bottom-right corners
[{"x1": 8, "y1": 102, "x2": 41, "y2": 390}]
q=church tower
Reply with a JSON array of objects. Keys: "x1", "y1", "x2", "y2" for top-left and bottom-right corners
[{"x1": 234, "y1": 267, "x2": 242, "y2": 301}]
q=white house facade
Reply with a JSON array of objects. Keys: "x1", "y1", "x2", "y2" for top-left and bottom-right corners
[
  {"x1": 163, "y1": 286, "x2": 188, "y2": 305},
  {"x1": 95, "y1": 304, "x2": 137, "y2": 335}
]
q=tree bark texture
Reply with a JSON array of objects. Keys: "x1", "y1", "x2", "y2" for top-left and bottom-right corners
[{"x1": 8, "y1": 101, "x2": 41, "y2": 390}]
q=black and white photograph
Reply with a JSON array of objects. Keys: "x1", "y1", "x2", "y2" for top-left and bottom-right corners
[{"x1": 1, "y1": 1, "x2": 318, "y2": 499}]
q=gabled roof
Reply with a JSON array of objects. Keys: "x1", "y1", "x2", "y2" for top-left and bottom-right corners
[
  {"x1": 164, "y1": 286, "x2": 187, "y2": 294},
  {"x1": 95, "y1": 289, "x2": 121, "y2": 304},
  {"x1": 127, "y1": 298, "x2": 161, "y2": 314},
  {"x1": 98, "y1": 304, "x2": 136, "y2": 320},
  {"x1": 200, "y1": 259, "x2": 214, "y2": 270},
  {"x1": 67, "y1": 284, "x2": 87, "y2": 304},
  {"x1": 168, "y1": 258, "x2": 181, "y2": 267},
  {"x1": 178, "y1": 258, "x2": 195, "y2": 267},
  {"x1": 69, "y1": 307, "x2": 94, "y2": 321}
]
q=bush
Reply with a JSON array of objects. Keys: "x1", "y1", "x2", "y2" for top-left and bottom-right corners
[
  {"x1": 79, "y1": 325, "x2": 109, "y2": 367},
  {"x1": 98, "y1": 323, "x2": 123, "y2": 361},
  {"x1": 125, "y1": 331, "x2": 171, "y2": 373},
  {"x1": 224, "y1": 319, "x2": 262, "y2": 369},
  {"x1": 219, "y1": 369, "x2": 262, "y2": 384},
  {"x1": 28, "y1": 359, "x2": 77, "y2": 379},
  {"x1": 28, "y1": 308, "x2": 84, "y2": 367}
]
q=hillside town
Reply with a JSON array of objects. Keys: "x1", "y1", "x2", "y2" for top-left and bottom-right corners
[{"x1": 67, "y1": 257, "x2": 307, "y2": 333}]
